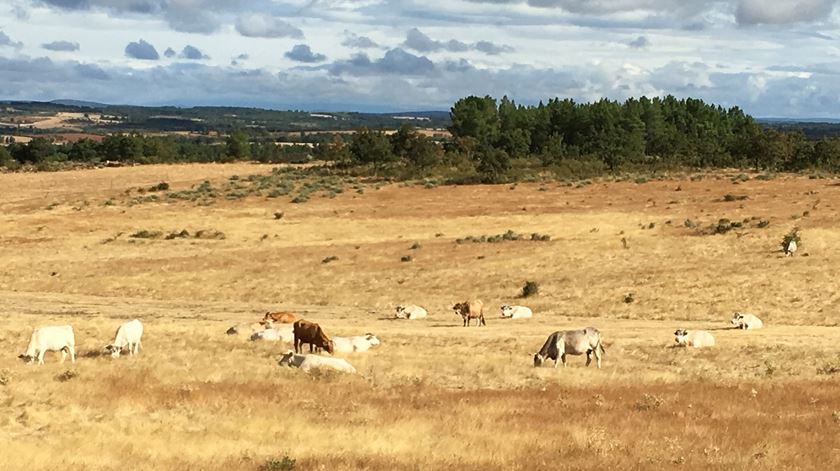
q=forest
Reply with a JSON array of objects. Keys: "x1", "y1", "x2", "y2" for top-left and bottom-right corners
[{"x1": 3, "y1": 95, "x2": 840, "y2": 182}]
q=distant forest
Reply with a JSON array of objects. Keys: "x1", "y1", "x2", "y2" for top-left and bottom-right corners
[{"x1": 2, "y1": 96, "x2": 840, "y2": 182}]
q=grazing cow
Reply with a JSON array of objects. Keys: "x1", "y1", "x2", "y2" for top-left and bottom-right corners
[
  {"x1": 278, "y1": 350, "x2": 356, "y2": 373},
  {"x1": 533, "y1": 328, "x2": 605, "y2": 368},
  {"x1": 263, "y1": 311, "x2": 297, "y2": 324},
  {"x1": 395, "y1": 305, "x2": 428, "y2": 320},
  {"x1": 500, "y1": 305, "x2": 533, "y2": 319},
  {"x1": 674, "y1": 329, "x2": 715, "y2": 348},
  {"x1": 105, "y1": 319, "x2": 144, "y2": 358},
  {"x1": 226, "y1": 321, "x2": 270, "y2": 336},
  {"x1": 784, "y1": 239, "x2": 797, "y2": 256},
  {"x1": 19, "y1": 325, "x2": 76, "y2": 365},
  {"x1": 453, "y1": 300, "x2": 486, "y2": 327},
  {"x1": 731, "y1": 312, "x2": 763, "y2": 330},
  {"x1": 293, "y1": 320, "x2": 334, "y2": 355},
  {"x1": 250, "y1": 325, "x2": 294, "y2": 343},
  {"x1": 332, "y1": 334, "x2": 381, "y2": 353}
]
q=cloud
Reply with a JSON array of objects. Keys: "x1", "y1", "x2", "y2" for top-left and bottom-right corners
[
  {"x1": 735, "y1": 0, "x2": 838, "y2": 25},
  {"x1": 402, "y1": 28, "x2": 512, "y2": 55},
  {"x1": 125, "y1": 39, "x2": 159, "y2": 60},
  {"x1": 327, "y1": 48, "x2": 436, "y2": 76},
  {"x1": 42, "y1": 40, "x2": 80, "y2": 52},
  {"x1": 0, "y1": 30, "x2": 23, "y2": 49},
  {"x1": 180, "y1": 45, "x2": 209, "y2": 60},
  {"x1": 164, "y1": 47, "x2": 176, "y2": 58},
  {"x1": 627, "y1": 35, "x2": 650, "y2": 48},
  {"x1": 235, "y1": 13, "x2": 304, "y2": 38},
  {"x1": 342, "y1": 32, "x2": 380, "y2": 49},
  {"x1": 285, "y1": 44, "x2": 326, "y2": 63}
]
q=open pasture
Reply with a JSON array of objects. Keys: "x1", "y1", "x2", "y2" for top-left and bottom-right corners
[{"x1": 1, "y1": 164, "x2": 840, "y2": 470}]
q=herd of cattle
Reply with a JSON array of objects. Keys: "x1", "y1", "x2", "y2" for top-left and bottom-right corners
[{"x1": 16, "y1": 302, "x2": 765, "y2": 373}]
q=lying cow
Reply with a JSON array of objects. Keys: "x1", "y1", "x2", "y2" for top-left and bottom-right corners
[
  {"x1": 293, "y1": 320, "x2": 335, "y2": 355},
  {"x1": 263, "y1": 311, "x2": 297, "y2": 324},
  {"x1": 250, "y1": 325, "x2": 294, "y2": 343},
  {"x1": 395, "y1": 305, "x2": 427, "y2": 320},
  {"x1": 533, "y1": 328, "x2": 605, "y2": 368},
  {"x1": 674, "y1": 329, "x2": 715, "y2": 348},
  {"x1": 226, "y1": 321, "x2": 270, "y2": 336},
  {"x1": 278, "y1": 350, "x2": 356, "y2": 373},
  {"x1": 105, "y1": 319, "x2": 144, "y2": 358},
  {"x1": 332, "y1": 334, "x2": 381, "y2": 354},
  {"x1": 500, "y1": 305, "x2": 533, "y2": 319},
  {"x1": 453, "y1": 300, "x2": 486, "y2": 326},
  {"x1": 19, "y1": 325, "x2": 76, "y2": 365},
  {"x1": 731, "y1": 312, "x2": 763, "y2": 330}
]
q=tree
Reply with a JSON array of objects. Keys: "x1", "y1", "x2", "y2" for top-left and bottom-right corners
[
  {"x1": 225, "y1": 130, "x2": 251, "y2": 160},
  {"x1": 349, "y1": 127, "x2": 393, "y2": 171},
  {"x1": 449, "y1": 95, "x2": 500, "y2": 146},
  {"x1": 476, "y1": 146, "x2": 510, "y2": 183}
]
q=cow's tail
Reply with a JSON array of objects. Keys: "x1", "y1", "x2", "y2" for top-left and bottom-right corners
[
  {"x1": 480, "y1": 314, "x2": 486, "y2": 326},
  {"x1": 599, "y1": 339, "x2": 606, "y2": 355}
]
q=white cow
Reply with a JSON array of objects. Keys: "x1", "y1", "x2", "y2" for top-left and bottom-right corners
[
  {"x1": 250, "y1": 325, "x2": 294, "y2": 343},
  {"x1": 395, "y1": 305, "x2": 427, "y2": 320},
  {"x1": 731, "y1": 312, "x2": 763, "y2": 330},
  {"x1": 19, "y1": 325, "x2": 76, "y2": 365},
  {"x1": 331, "y1": 334, "x2": 381, "y2": 353},
  {"x1": 277, "y1": 350, "x2": 357, "y2": 373},
  {"x1": 500, "y1": 305, "x2": 533, "y2": 319},
  {"x1": 674, "y1": 329, "x2": 715, "y2": 348},
  {"x1": 105, "y1": 319, "x2": 144, "y2": 358},
  {"x1": 784, "y1": 239, "x2": 797, "y2": 256},
  {"x1": 226, "y1": 321, "x2": 270, "y2": 336}
]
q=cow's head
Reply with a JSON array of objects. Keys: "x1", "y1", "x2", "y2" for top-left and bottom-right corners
[
  {"x1": 18, "y1": 353, "x2": 33, "y2": 363},
  {"x1": 730, "y1": 312, "x2": 744, "y2": 326},
  {"x1": 394, "y1": 306, "x2": 406, "y2": 318},
  {"x1": 452, "y1": 302, "x2": 466, "y2": 315},
  {"x1": 674, "y1": 329, "x2": 689, "y2": 345},
  {"x1": 104, "y1": 344, "x2": 122, "y2": 358},
  {"x1": 500, "y1": 305, "x2": 513, "y2": 317},
  {"x1": 533, "y1": 353, "x2": 545, "y2": 367},
  {"x1": 278, "y1": 350, "x2": 295, "y2": 366},
  {"x1": 325, "y1": 340, "x2": 335, "y2": 355},
  {"x1": 365, "y1": 333, "x2": 380, "y2": 346}
]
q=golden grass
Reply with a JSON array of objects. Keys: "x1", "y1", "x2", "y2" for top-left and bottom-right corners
[{"x1": 1, "y1": 165, "x2": 840, "y2": 470}]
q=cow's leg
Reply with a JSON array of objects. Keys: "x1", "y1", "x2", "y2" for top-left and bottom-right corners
[
  {"x1": 60, "y1": 349, "x2": 67, "y2": 363},
  {"x1": 294, "y1": 338, "x2": 300, "y2": 354},
  {"x1": 69, "y1": 345, "x2": 76, "y2": 363},
  {"x1": 594, "y1": 347, "x2": 602, "y2": 369},
  {"x1": 553, "y1": 356, "x2": 559, "y2": 368},
  {"x1": 38, "y1": 351, "x2": 46, "y2": 365},
  {"x1": 586, "y1": 351, "x2": 592, "y2": 367},
  {"x1": 561, "y1": 354, "x2": 567, "y2": 367}
]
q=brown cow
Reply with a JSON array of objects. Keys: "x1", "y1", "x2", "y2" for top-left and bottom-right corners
[
  {"x1": 453, "y1": 300, "x2": 486, "y2": 327},
  {"x1": 263, "y1": 311, "x2": 297, "y2": 324},
  {"x1": 293, "y1": 320, "x2": 334, "y2": 355}
]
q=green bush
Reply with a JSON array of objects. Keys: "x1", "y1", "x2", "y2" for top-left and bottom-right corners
[{"x1": 521, "y1": 280, "x2": 539, "y2": 298}]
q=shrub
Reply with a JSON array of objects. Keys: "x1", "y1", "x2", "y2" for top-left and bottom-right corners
[
  {"x1": 521, "y1": 281, "x2": 539, "y2": 298},
  {"x1": 723, "y1": 194, "x2": 749, "y2": 202},
  {"x1": 291, "y1": 193, "x2": 310, "y2": 204},
  {"x1": 757, "y1": 219, "x2": 770, "y2": 228},
  {"x1": 781, "y1": 227, "x2": 801, "y2": 252},
  {"x1": 274, "y1": 212, "x2": 284, "y2": 220},
  {"x1": 409, "y1": 242, "x2": 421, "y2": 250},
  {"x1": 259, "y1": 455, "x2": 296, "y2": 471},
  {"x1": 633, "y1": 393, "x2": 664, "y2": 411},
  {"x1": 55, "y1": 369, "x2": 79, "y2": 382},
  {"x1": 194, "y1": 229, "x2": 225, "y2": 240},
  {"x1": 322, "y1": 256, "x2": 338, "y2": 264},
  {"x1": 817, "y1": 360, "x2": 840, "y2": 375},
  {"x1": 165, "y1": 230, "x2": 191, "y2": 240},
  {"x1": 148, "y1": 182, "x2": 170, "y2": 192},
  {"x1": 0, "y1": 368, "x2": 11, "y2": 386},
  {"x1": 401, "y1": 255, "x2": 413, "y2": 262},
  {"x1": 130, "y1": 230, "x2": 162, "y2": 239}
]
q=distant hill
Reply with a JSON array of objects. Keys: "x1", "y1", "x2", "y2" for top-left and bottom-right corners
[{"x1": 50, "y1": 99, "x2": 109, "y2": 108}]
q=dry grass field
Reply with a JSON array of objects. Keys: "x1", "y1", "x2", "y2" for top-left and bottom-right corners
[{"x1": 1, "y1": 164, "x2": 840, "y2": 470}]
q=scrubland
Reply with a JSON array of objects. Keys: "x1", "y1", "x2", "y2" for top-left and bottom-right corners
[{"x1": 1, "y1": 164, "x2": 839, "y2": 470}]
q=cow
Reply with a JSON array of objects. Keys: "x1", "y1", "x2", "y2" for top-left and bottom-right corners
[
  {"x1": 19, "y1": 325, "x2": 76, "y2": 365},
  {"x1": 453, "y1": 300, "x2": 486, "y2": 326},
  {"x1": 278, "y1": 350, "x2": 356, "y2": 373},
  {"x1": 395, "y1": 305, "x2": 428, "y2": 320},
  {"x1": 293, "y1": 320, "x2": 334, "y2": 355},
  {"x1": 250, "y1": 325, "x2": 294, "y2": 343},
  {"x1": 500, "y1": 305, "x2": 533, "y2": 319},
  {"x1": 533, "y1": 328, "x2": 605, "y2": 368},
  {"x1": 226, "y1": 321, "x2": 270, "y2": 336},
  {"x1": 105, "y1": 319, "x2": 143, "y2": 358},
  {"x1": 331, "y1": 334, "x2": 381, "y2": 353},
  {"x1": 674, "y1": 329, "x2": 715, "y2": 348},
  {"x1": 731, "y1": 312, "x2": 763, "y2": 330},
  {"x1": 263, "y1": 311, "x2": 297, "y2": 324}
]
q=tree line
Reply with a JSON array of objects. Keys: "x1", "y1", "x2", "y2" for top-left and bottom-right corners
[{"x1": 3, "y1": 95, "x2": 840, "y2": 181}]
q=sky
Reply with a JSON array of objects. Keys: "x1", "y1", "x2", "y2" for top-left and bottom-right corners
[{"x1": 0, "y1": 0, "x2": 839, "y2": 116}]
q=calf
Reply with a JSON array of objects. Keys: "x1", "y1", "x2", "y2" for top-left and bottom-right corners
[
  {"x1": 250, "y1": 325, "x2": 294, "y2": 343},
  {"x1": 674, "y1": 329, "x2": 715, "y2": 348},
  {"x1": 263, "y1": 311, "x2": 297, "y2": 324},
  {"x1": 19, "y1": 325, "x2": 76, "y2": 365},
  {"x1": 731, "y1": 312, "x2": 763, "y2": 330},
  {"x1": 293, "y1": 320, "x2": 334, "y2": 355},
  {"x1": 278, "y1": 350, "x2": 356, "y2": 373},
  {"x1": 332, "y1": 334, "x2": 381, "y2": 353},
  {"x1": 395, "y1": 305, "x2": 427, "y2": 320},
  {"x1": 105, "y1": 319, "x2": 144, "y2": 358},
  {"x1": 500, "y1": 305, "x2": 533, "y2": 319},
  {"x1": 453, "y1": 300, "x2": 486, "y2": 326}
]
